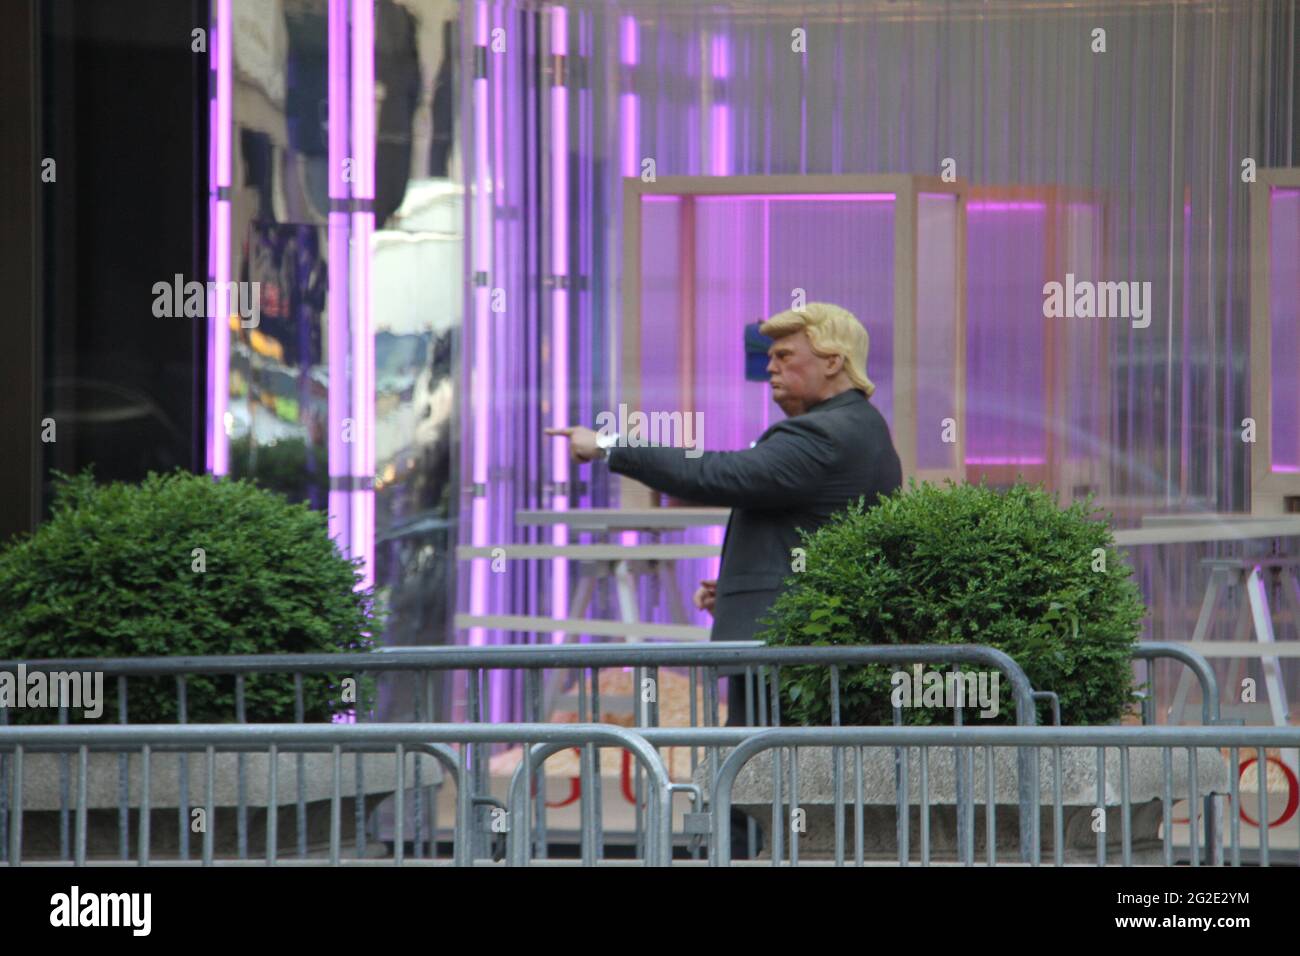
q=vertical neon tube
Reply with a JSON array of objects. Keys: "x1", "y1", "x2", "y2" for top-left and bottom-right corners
[
  {"x1": 549, "y1": 6, "x2": 569, "y2": 644},
  {"x1": 619, "y1": 16, "x2": 638, "y2": 178},
  {"x1": 710, "y1": 33, "x2": 730, "y2": 176},
  {"x1": 327, "y1": 0, "x2": 352, "y2": 557},
  {"x1": 349, "y1": 0, "x2": 376, "y2": 590},
  {"x1": 207, "y1": 0, "x2": 232, "y2": 476},
  {"x1": 469, "y1": 2, "x2": 492, "y2": 647}
]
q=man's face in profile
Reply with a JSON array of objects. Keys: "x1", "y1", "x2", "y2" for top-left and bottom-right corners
[{"x1": 766, "y1": 329, "x2": 836, "y2": 416}]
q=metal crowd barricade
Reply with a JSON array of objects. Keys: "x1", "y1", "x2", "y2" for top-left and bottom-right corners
[
  {"x1": 0, "y1": 723, "x2": 673, "y2": 866},
  {"x1": 704, "y1": 724, "x2": 1300, "y2": 867},
  {"x1": 1131, "y1": 642, "x2": 1228, "y2": 862},
  {"x1": 0, "y1": 644, "x2": 1041, "y2": 864}
]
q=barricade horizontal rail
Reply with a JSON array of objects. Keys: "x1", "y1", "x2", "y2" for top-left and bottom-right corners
[{"x1": 0, "y1": 723, "x2": 672, "y2": 867}]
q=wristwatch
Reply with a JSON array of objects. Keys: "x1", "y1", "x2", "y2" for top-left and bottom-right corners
[{"x1": 595, "y1": 432, "x2": 620, "y2": 459}]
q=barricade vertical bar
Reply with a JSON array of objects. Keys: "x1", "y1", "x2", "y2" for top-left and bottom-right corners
[
  {"x1": 748, "y1": 665, "x2": 759, "y2": 858},
  {"x1": 59, "y1": 707, "x2": 69, "y2": 861},
  {"x1": 467, "y1": 668, "x2": 482, "y2": 860},
  {"x1": 1120, "y1": 746, "x2": 1132, "y2": 866},
  {"x1": 394, "y1": 743, "x2": 404, "y2": 867},
  {"x1": 425, "y1": 672, "x2": 437, "y2": 859},
  {"x1": 854, "y1": 746, "x2": 864, "y2": 866},
  {"x1": 520, "y1": 735, "x2": 533, "y2": 867},
  {"x1": 522, "y1": 667, "x2": 535, "y2": 863},
  {"x1": 1162, "y1": 747, "x2": 1174, "y2": 866},
  {"x1": 1256, "y1": 747, "x2": 1268, "y2": 867},
  {"x1": 1228, "y1": 746, "x2": 1239, "y2": 866},
  {"x1": 235, "y1": 675, "x2": 247, "y2": 860},
  {"x1": 529, "y1": 669, "x2": 546, "y2": 861},
  {"x1": 964, "y1": 742, "x2": 975, "y2": 867},
  {"x1": 689, "y1": 665, "x2": 700, "y2": 861},
  {"x1": 355, "y1": 670, "x2": 366, "y2": 859},
  {"x1": 986, "y1": 745, "x2": 996, "y2": 866},
  {"x1": 473, "y1": 670, "x2": 488, "y2": 861},
  {"x1": 456, "y1": 731, "x2": 471, "y2": 866},
  {"x1": 1188, "y1": 747, "x2": 1200, "y2": 867},
  {"x1": 688, "y1": 665, "x2": 699, "y2": 774},
  {"x1": 9, "y1": 746, "x2": 22, "y2": 866},
  {"x1": 633, "y1": 665, "x2": 644, "y2": 862},
  {"x1": 893, "y1": 706, "x2": 907, "y2": 865},
  {"x1": 203, "y1": 745, "x2": 214, "y2": 866},
  {"x1": 0, "y1": 706, "x2": 8, "y2": 865},
  {"x1": 294, "y1": 673, "x2": 306, "y2": 859},
  {"x1": 919, "y1": 745, "x2": 929, "y2": 866},
  {"x1": 645, "y1": 664, "x2": 660, "y2": 862},
  {"x1": 770, "y1": 672, "x2": 783, "y2": 866},
  {"x1": 1052, "y1": 745, "x2": 1063, "y2": 867},
  {"x1": 75, "y1": 745, "x2": 87, "y2": 866},
  {"x1": 744, "y1": 665, "x2": 757, "y2": 856},
  {"x1": 790, "y1": 746, "x2": 800, "y2": 866},
  {"x1": 267, "y1": 743, "x2": 278, "y2": 866},
  {"x1": 355, "y1": 747, "x2": 365, "y2": 859},
  {"x1": 954, "y1": 706, "x2": 968, "y2": 864},
  {"x1": 139, "y1": 745, "x2": 150, "y2": 866},
  {"x1": 578, "y1": 669, "x2": 594, "y2": 867},
  {"x1": 117, "y1": 676, "x2": 129, "y2": 861},
  {"x1": 410, "y1": 673, "x2": 423, "y2": 859},
  {"x1": 591, "y1": 669, "x2": 604, "y2": 861},
  {"x1": 330, "y1": 744, "x2": 341, "y2": 866},
  {"x1": 831, "y1": 667, "x2": 843, "y2": 866},
  {"x1": 177, "y1": 679, "x2": 188, "y2": 861},
  {"x1": 1095, "y1": 746, "x2": 1105, "y2": 866}
]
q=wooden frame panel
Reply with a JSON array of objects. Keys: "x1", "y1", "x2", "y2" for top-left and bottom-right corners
[{"x1": 620, "y1": 174, "x2": 967, "y2": 505}]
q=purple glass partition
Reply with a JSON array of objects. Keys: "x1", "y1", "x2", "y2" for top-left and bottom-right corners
[
  {"x1": 640, "y1": 193, "x2": 897, "y2": 455},
  {"x1": 1269, "y1": 188, "x2": 1300, "y2": 473},
  {"x1": 638, "y1": 191, "x2": 898, "y2": 633}
]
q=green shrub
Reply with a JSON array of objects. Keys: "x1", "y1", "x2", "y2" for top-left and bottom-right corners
[
  {"x1": 759, "y1": 480, "x2": 1146, "y2": 726},
  {"x1": 0, "y1": 469, "x2": 380, "y2": 723}
]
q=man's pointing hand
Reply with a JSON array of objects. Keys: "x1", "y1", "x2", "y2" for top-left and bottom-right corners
[{"x1": 544, "y1": 426, "x2": 605, "y2": 464}]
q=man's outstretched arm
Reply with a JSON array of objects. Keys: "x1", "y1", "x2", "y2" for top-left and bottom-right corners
[{"x1": 597, "y1": 420, "x2": 838, "y2": 510}]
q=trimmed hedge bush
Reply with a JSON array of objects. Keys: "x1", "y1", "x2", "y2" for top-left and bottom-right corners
[
  {"x1": 0, "y1": 470, "x2": 380, "y2": 723},
  {"x1": 758, "y1": 480, "x2": 1146, "y2": 726}
]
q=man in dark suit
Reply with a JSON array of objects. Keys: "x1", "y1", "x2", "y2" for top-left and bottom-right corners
[{"x1": 547, "y1": 302, "x2": 902, "y2": 725}]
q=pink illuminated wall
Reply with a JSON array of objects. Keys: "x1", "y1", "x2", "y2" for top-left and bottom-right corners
[
  {"x1": 1269, "y1": 188, "x2": 1300, "y2": 472},
  {"x1": 965, "y1": 202, "x2": 1049, "y2": 467}
]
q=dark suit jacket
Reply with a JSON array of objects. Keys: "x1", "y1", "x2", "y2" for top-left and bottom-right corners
[{"x1": 606, "y1": 388, "x2": 903, "y2": 641}]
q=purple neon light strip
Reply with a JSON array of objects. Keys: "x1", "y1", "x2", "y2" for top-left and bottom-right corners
[
  {"x1": 350, "y1": 0, "x2": 376, "y2": 590},
  {"x1": 619, "y1": 18, "x2": 638, "y2": 175},
  {"x1": 549, "y1": 6, "x2": 569, "y2": 644},
  {"x1": 327, "y1": 0, "x2": 351, "y2": 553},
  {"x1": 967, "y1": 201, "x2": 1047, "y2": 212},
  {"x1": 467, "y1": 1, "x2": 492, "y2": 647},
  {"x1": 206, "y1": 0, "x2": 232, "y2": 476},
  {"x1": 966, "y1": 456, "x2": 1048, "y2": 466},
  {"x1": 710, "y1": 34, "x2": 729, "y2": 176},
  {"x1": 694, "y1": 193, "x2": 896, "y2": 202}
]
